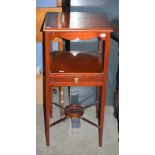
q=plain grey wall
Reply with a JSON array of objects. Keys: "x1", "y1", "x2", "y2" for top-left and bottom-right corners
[{"x1": 71, "y1": 0, "x2": 119, "y2": 19}]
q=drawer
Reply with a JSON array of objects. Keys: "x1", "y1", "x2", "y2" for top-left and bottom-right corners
[{"x1": 50, "y1": 73, "x2": 103, "y2": 86}]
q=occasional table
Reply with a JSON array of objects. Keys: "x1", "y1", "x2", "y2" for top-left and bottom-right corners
[{"x1": 43, "y1": 12, "x2": 112, "y2": 146}]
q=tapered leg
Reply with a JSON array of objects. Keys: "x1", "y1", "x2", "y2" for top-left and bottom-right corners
[
  {"x1": 45, "y1": 32, "x2": 52, "y2": 146},
  {"x1": 99, "y1": 87, "x2": 106, "y2": 146},
  {"x1": 45, "y1": 84, "x2": 50, "y2": 146},
  {"x1": 99, "y1": 33, "x2": 111, "y2": 147},
  {"x1": 96, "y1": 87, "x2": 100, "y2": 118}
]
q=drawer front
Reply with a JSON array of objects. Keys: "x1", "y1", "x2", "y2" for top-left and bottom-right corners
[{"x1": 50, "y1": 74, "x2": 103, "y2": 86}]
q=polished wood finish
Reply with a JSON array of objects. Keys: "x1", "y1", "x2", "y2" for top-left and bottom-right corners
[
  {"x1": 99, "y1": 33, "x2": 111, "y2": 146},
  {"x1": 53, "y1": 32, "x2": 102, "y2": 40},
  {"x1": 43, "y1": 12, "x2": 112, "y2": 146},
  {"x1": 50, "y1": 51, "x2": 103, "y2": 73},
  {"x1": 50, "y1": 51, "x2": 103, "y2": 86},
  {"x1": 65, "y1": 104, "x2": 84, "y2": 118},
  {"x1": 50, "y1": 73, "x2": 103, "y2": 86},
  {"x1": 44, "y1": 12, "x2": 112, "y2": 32},
  {"x1": 44, "y1": 32, "x2": 51, "y2": 146}
]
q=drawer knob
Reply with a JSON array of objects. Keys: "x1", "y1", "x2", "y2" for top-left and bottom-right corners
[{"x1": 74, "y1": 77, "x2": 79, "y2": 84}]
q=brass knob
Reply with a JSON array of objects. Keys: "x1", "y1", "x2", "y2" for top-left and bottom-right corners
[{"x1": 74, "y1": 77, "x2": 79, "y2": 84}]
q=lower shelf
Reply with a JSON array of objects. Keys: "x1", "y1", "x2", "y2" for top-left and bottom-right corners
[{"x1": 50, "y1": 103, "x2": 99, "y2": 129}]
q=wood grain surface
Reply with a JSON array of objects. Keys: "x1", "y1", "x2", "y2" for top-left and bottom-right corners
[
  {"x1": 43, "y1": 12, "x2": 112, "y2": 32},
  {"x1": 50, "y1": 51, "x2": 103, "y2": 73}
]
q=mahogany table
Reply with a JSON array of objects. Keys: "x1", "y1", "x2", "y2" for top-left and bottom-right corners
[{"x1": 43, "y1": 12, "x2": 112, "y2": 147}]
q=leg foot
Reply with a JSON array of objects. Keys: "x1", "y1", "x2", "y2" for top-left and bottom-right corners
[
  {"x1": 99, "y1": 87, "x2": 106, "y2": 147},
  {"x1": 45, "y1": 86, "x2": 50, "y2": 146}
]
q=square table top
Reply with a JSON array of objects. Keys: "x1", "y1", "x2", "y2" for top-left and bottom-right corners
[{"x1": 43, "y1": 12, "x2": 112, "y2": 32}]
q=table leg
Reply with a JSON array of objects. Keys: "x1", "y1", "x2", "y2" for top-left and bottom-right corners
[
  {"x1": 99, "y1": 86, "x2": 106, "y2": 147},
  {"x1": 45, "y1": 85, "x2": 50, "y2": 146},
  {"x1": 99, "y1": 33, "x2": 110, "y2": 147},
  {"x1": 45, "y1": 32, "x2": 52, "y2": 146}
]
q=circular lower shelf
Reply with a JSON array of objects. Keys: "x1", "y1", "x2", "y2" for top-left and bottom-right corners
[{"x1": 65, "y1": 104, "x2": 84, "y2": 118}]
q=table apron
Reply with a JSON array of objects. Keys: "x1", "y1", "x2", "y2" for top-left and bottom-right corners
[{"x1": 49, "y1": 32, "x2": 107, "y2": 40}]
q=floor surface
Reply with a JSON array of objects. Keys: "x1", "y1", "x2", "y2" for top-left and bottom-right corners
[{"x1": 36, "y1": 89, "x2": 119, "y2": 155}]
